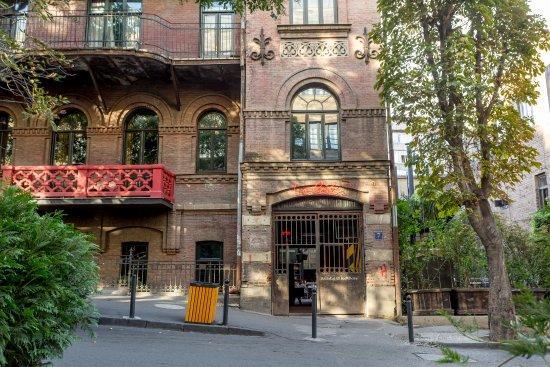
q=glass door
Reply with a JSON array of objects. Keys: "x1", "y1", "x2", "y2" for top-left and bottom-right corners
[
  {"x1": 87, "y1": 0, "x2": 142, "y2": 49},
  {"x1": 201, "y1": 2, "x2": 234, "y2": 58}
]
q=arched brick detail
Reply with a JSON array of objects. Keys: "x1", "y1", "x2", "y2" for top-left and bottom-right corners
[
  {"x1": 109, "y1": 93, "x2": 173, "y2": 127},
  {"x1": 104, "y1": 226, "x2": 163, "y2": 253},
  {"x1": 267, "y1": 185, "x2": 369, "y2": 207},
  {"x1": 53, "y1": 95, "x2": 104, "y2": 128},
  {"x1": 0, "y1": 104, "x2": 25, "y2": 128},
  {"x1": 275, "y1": 68, "x2": 358, "y2": 110},
  {"x1": 182, "y1": 94, "x2": 240, "y2": 127}
]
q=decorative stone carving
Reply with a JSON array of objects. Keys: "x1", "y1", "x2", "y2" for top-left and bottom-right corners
[
  {"x1": 355, "y1": 27, "x2": 378, "y2": 64},
  {"x1": 281, "y1": 40, "x2": 348, "y2": 58},
  {"x1": 250, "y1": 28, "x2": 275, "y2": 65}
]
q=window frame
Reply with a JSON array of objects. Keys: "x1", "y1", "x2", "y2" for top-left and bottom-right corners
[
  {"x1": 289, "y1": 0, "x2": 338, "y2": 25},
  {"x1": 50, "y1": 108, "x2": 88, "y2": 166},
  {"x1": 290, "y1": 87, "x2": 341, "y2": 162},
  {"x1": 85, "y1": 0, "x2": 143, "y2": 48},
  {"x1": 122, "y1": 108, "x2": 159, "y2": 165},
  {"x1": 536, "y1": 172, "x2": 548, "y2": 209},
  {"x1": 0, "y1": 111, "x2": 14, "y2": 165},
  {"x1": 196, "y1": 110, "x2": 228, "y2": 173},
  {"x1": 200, "y1": 2, "x2": 235, "y2": 58}
]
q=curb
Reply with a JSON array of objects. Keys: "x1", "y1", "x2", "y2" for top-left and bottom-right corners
[
  {"x1": 429, "y1": 341, "x2": 502, "y2": 350},
  {"x1": 99, "y1": 316, "x2": 265, "y2": 337}
]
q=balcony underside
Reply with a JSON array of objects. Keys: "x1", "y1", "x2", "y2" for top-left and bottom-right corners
[{"x1": 35, "y1": 197, "x2": 173, "y2": 209}]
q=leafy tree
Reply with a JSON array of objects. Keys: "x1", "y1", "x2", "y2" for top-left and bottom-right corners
[
  {"x1": 0, "y1": 187, "x2": 99, "y2": 366},
  {"x1": 375, "y1": 0, "x2": 550, "y2": 340}
]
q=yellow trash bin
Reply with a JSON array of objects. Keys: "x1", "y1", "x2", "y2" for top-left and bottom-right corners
[{"x1": 185, "y1": 282, "x2": 219, "y2": 324}]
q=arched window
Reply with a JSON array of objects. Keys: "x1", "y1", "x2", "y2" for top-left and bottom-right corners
[
  {"x1": 51, "y1": 108, "x2": 88, "y2": 165},
  {"x1": 291, "y1": 87, "x2": 340, "y2": 160},
  {"x1": 123, "y1": 108, "x2": 159, "y2": 165},
  {"x1": 0, "y1": 112, "x2": 14, "y2": 165},
  {"x1": 197, "y1": 111, "x2": 227, "y2": 172}
]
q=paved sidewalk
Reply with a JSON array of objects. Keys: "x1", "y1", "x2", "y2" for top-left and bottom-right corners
[{"x1": 93, "y1": 294, "x2": 489, "y2": 346}]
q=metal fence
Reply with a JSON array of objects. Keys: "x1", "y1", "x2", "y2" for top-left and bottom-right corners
[
  {"x1": 0, "y1": 12, "x2": 241, "y2": 60},
  {"x1": 98, "y1": 257, "x2": 238, "y2": 293}
]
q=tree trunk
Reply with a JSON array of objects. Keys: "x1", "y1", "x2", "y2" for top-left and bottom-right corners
[{"x1": 466, "y1": 198, "x2": 516, "y2": 341}]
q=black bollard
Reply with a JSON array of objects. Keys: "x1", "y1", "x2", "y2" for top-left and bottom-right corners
[
  {"x1": 406, "y1": 295, "x2": 414, "y2": 343},
  {"x1": 311, "y1": 287, "x2": 317, "y2": 339},
  {"x1": 129, "y1": 273, "x2": 137, "y2": 319},
  {"x1": 222, "y1": 279, "x2": 230, "y2": 326}
]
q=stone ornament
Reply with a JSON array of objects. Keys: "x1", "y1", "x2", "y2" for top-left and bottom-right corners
[
  {"x1": 281, "y1": 40, "x2": 348, "y2": 58},
  {"x1": 355, "y1": 27, "x2": 378, "y2": 64},
  {"x1": 250, "y1": 28, "x2": 275, "y2": 65}
]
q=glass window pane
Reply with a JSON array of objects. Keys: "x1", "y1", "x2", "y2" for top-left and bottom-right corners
[
  {"x1": 211, "y1": 130, "x2": 227, "y2": 171},
  {"x1": 292, "y1": 0, "x2": 304, "y2": 24},
  {"x1": 53, "y1": 133, "x2": 70, "y2": 165},
  {"x1": 142, "y1": 131, "x2": 158, "y2": 164},
  {"x1": 56, "y1": 109, "x2": 87, "y2": 131},
  {"x1": 203, "y1": 1, "x2": 232, "y2": 11},
  {"x1": 292, "y1": 114, "x2": 307, "y2": 159},
  {"x1": 72, "y1": 133, "x2": 87, "y2": 164},
  {"x1": 219, "y1": 14, "x2": 234, "y2": 56},
  {"x1": 308, "y1": 115, "x2": 323, "y2": 159},
  {"x1": 126, "y1": 0, "x2": 142, "y2": 12},
  {"x1": 126, "y1": 109, "x2": 158, "y2": 130},
  {"x1": 124, "y1": 131, "x2": 141, "y2": 164},
  {"x1": 199, "y1": 111, "x2": 226, "y2": 129},
  {"x1": 325, "y1": 114, "x2": 339, "y2": 160},
  {"x1": 197, "y1": 242, "x2": 223, "y2": 260},
  {"x1": 322, "y1": 0, "x2": 335, "y2": 23},
  {"x1": 307, "y1": 0, "x2": 320, "y2": 24}
]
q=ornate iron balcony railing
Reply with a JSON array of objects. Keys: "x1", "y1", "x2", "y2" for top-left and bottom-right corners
[
  {"x1": 1, "y1": 164, "x2": 175, "y2": 203},
  {"x1": 0, "y1": 12, "x2": 241, "y2": 61}
]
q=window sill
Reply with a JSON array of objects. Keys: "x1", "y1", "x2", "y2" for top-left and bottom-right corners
[{"x1": 277, "y1": 24, "x2": 352, "y2": 39}]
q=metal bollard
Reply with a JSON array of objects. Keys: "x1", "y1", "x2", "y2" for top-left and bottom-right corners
[
  {"x1": 129, "y1": 273, "x2": 137, "y2": 319},
  {"x1": 406, "y1": 295, "x2": 414, "y2": 343},
  {"x1": 311, "y1": 287, "x2": 317, "y2": 339},
  {"x1": 222, "y1": 279, "x2": 230, "y2": 326}
]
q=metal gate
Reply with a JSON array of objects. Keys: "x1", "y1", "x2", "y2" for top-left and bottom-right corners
[{"x1": 272, "y1": 201, "x2": 364, "y2": 315}]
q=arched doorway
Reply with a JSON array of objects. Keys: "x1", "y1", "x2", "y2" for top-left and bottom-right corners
[{"x1": 272, "y1": 197, "x2": 365, "y2": 315}]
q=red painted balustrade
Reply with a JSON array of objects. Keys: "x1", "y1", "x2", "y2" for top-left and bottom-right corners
[{"x1": 1, "y1": 164, "x2": 175, "y2": 203}]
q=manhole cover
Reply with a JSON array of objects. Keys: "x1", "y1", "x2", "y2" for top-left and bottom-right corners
[{"x1": 154, "y1": 303, "x2": 184, "y2": 310}]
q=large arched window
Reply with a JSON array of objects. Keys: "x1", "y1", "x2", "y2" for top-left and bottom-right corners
[
  {"x1": 197, "y1": 111, "x2": 227, "y2": 172},
  {"x1": 291, "y1": 87, "x2": 340, "y2": 160},
  {"x1": 123, "y1": 108, "x2": 159, "y2": 165},
  {"x1": 51, "y1": 108, "x2": 88, "y2": 165},
  {"x1": 0, "y1": 111, "x2": 14, "y2": 165}
]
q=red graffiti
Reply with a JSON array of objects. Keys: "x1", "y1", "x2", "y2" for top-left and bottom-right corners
[
  {"x1": 379, "y1": 264, "x2": 388, "y2": 278},
  {"x1": 281, "y1": 230, "x2": 292, "y2": 237},
  {"x1": 291, "y1": 181, "x2": 348, "y2": 197}
]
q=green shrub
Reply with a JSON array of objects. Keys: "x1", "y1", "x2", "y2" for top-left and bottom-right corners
[
  {"x1": 398, "y1": 196, "x2": 548, "y2": 290},
  {"x1": 0, "y1": 187, "x2": 99, "y2": 367}
]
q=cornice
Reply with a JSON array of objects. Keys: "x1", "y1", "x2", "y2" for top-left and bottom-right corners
[
  {"x1": 175, "y1": 174, "x2": 238, "y2": 184},
  {"x1": 12, "y1": 128, "x2": 50, "y2": 136},
  {"x1": 241, "y1": 161, "x2": 390, "y2": 175},
  {"x1": 87, "y1": 127, "x2": 122, "y2": 135},
  {"x1": 243, "y1": 110, "x2": 291, "y2": 119},
  {"x1": 342, "y1": 109, "x2": 386, "y2": 118},
  {"x1": 277, "y1": 24, "x2": 352, "y2": 39}
]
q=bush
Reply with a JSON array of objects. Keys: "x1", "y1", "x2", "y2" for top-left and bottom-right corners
[
  {"x1": 398, "y1": 196, "x2": 548, "y2": 291},
  {"x1": 0, "y1": 187, "x2": 99, "y2": 367}
]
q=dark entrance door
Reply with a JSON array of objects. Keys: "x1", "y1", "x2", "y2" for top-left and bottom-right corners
[
  {"x1": 120, "y1": 241, "x2": 148, "y2": 287},
  {"x1": 272, "y1": 197, "x2": 365, "y2": 315}
]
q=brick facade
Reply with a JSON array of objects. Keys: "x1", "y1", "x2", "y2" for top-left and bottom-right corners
[{"x1": 0, "y1": 0, "x2": 399, "y2": 318}]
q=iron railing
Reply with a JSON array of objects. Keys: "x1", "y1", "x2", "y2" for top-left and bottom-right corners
[
  {"x1": 0, "y1": 12, "x2": 241, "y2": 61},
  {"x1": 99, "y1": 257, "x2": 238, "y2": 293}
]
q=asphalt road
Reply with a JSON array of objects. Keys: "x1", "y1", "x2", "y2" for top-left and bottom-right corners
[{"x1": 51, "y1": 325, "x2": 546, "y2": 367}]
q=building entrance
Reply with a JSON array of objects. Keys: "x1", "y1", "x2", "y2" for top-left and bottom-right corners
[{"x1": 272, "y1": 197, "x2": 365, "y2": 315}]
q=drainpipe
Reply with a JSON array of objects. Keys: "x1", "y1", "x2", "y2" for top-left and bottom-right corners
[
  {"x1": 236, "y1": 7, "x2": 247, "y2": 290},
  {"x1": 386, "y1": 104, "x2": 402, "y2": 317}
]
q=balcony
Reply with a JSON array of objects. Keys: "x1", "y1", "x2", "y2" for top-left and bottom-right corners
[
  {"x1": 0, "y1": 12, "x2": 241, "y2": 64},
  {"x1": 1, "y1": 164, "x2": 175, "y2": 208}
]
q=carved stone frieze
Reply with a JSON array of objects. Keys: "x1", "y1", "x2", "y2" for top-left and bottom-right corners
[
  {"x1": 175, "y1": 174, "x2": 238, "y2": 184},
  {"x1": 281, "y1": 40, "x2": 348, "y2": 58}
]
